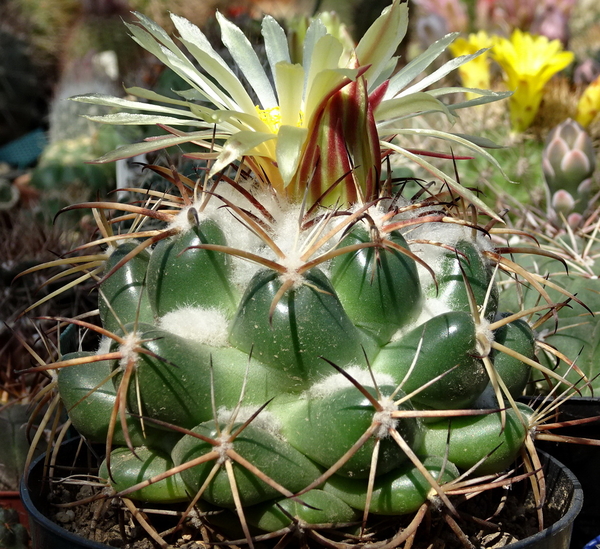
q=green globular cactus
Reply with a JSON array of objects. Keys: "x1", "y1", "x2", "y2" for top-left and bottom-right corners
[
  {"x1": 25, "y1": 3, "x2": 585, "y2": 546},
  {"x1": 42, "y1": 173, "x2": 561, "y2": 542}
]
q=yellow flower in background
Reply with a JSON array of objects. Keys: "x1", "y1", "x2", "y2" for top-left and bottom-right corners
[
  {"x1": 492, "y1": 29, "x2": 574, "y2": 132},
  {"x1": 576, "y1": 75, "x2": 600, "y2": 128},
  {"x1": 449, "y1": 31, "x2": 493, "y2": 99}
]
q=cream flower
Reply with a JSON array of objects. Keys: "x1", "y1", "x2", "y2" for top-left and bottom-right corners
[{"x1": 72, "y1": 2, "x2": 510, "y2": 215}]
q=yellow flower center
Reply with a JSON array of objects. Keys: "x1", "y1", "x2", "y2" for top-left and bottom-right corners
[
  {"x1": 256, "y1": 105, "x2": 283, "y2": 133},
  {"x1": 255, "y1": 105, "x2": 304, "y2": 133}
]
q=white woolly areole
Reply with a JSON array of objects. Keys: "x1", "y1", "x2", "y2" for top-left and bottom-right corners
[
  {"x1": 96, "y1": 337, "x2": 112, "y2": 355},
  {"x1": 166, "y1": 205, "x2": 203, "y2": 234},
  {"x1": 158, "y1": 307, "x2": 229, "y2": 346},
  {"x1": 216, "y1": 406, "x2": 283, "y2": 438},
  {"x1": 118, "y1": 332, "x2": 141, "y2": 371},
  {"x1": 215, "y1": 434, "x2": 234, "y2": 464},
  {"x1": 373, "y1": 397, "x2": 399, "y2": 439},
  {"x1": 475, "y1": 317, "x2": 494, "y2": 356},
  {"x1": 308, "y1": 366, "x2": 395, "y2": 400}
]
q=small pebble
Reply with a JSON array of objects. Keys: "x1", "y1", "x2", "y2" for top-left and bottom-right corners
[{"x1": 55, "y1": 509, "x2": 76, "y2": 523}]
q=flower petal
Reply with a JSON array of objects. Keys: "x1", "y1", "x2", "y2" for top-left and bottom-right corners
[
  {"x1": 209, "y1": 131, "x2": 276, "y2": 176},
  {"x1": 92, "y1": 131, "x2": 217, "y2": 163},
  {"x1": 126, "y1": 23, "x2": 236, "y2": 110},
  {"x1": 304, "y1": 34, "x2": 344, "y2": 109},
  {"x1": 262, "y1": 15, "x2": 292, "y2": 78},
  {"x1": 304, "y1": 68, "x2": 359, "y2": 124},
  {"x1": 276, "y1": 125, "x2": 309, "y2": 185},
  {"x1": 355, "y1": 0, "x2": 407, "y2": 87},
  {"x1": 385, "y1": 33, "x2": 459, "y2": 99},
  {"x1": 171, "y1": 14, "x2": 256, "y2": 113},
  {"x1": 275, "y1": 62, "x2": 305, "y2": 127},
  {"x1": 375, "y1": 92, "x2": 455, "y2": 124},
  {"x1": 70, "y1": 93, "x2": 196, "y2": 117},
  {"x1": 399, "y1": 49, "x2": 489, "y2": 97},
  {"x1": 83, "y1": 113, "x2": 208, "y2": 126},
  {"x1": 302, "y1": 16, "x2": 328, "y2": 97},
  {"x1": 217, "y1": 12, "x2": 277, "y2": 109}
]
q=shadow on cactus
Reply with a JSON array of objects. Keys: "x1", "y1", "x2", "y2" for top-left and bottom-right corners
[{"x1": 16, "y1": 2, "x2": 600, "y2": 548}]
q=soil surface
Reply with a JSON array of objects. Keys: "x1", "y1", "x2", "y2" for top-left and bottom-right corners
[{"x1": 43, "y1": 475, "x2": 563, "y2": 549}]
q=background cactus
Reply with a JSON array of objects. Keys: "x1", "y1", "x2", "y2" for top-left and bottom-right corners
[
  {"x1": 499, "y1": 215, "x2": 600, "y2": 396},
  {"x1": 22, "y1": 3, "x2": 588, "y2": 546},
  {"x1": 542, "y1": 117, "x2": 596, "y2": 220},
  {"x1": 0, "y1": 508, "x2": 28, "y2": 549}
]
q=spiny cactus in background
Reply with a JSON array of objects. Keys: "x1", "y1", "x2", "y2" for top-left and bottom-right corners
[
  {"x1": 21, "y1": 3, "x2": 589, "y2": 547},
  {"x1": 0, "y1": 404, "x2": 38, "y2": 491},
  {"x1": 30, "y1": 52, "x2": 137, "y2": 221},
  {"x1": 498, "y1": 216, "x2": 600, "y2": 396},
  {"x1": 543, "y1": 117, "x2": 597, "y2": 224},
  {"x1": 27, "y1": 0, "x2": 146, "y2": 219},
  {"x1": 0, "y1": 508, "x2": 28, "y2": 549}
]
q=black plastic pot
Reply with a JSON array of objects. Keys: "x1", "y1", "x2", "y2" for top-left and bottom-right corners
[
  {"x1": 20, "y1": 438, "x2": 107, "y2": 549},
  {"x1": 528, "y1": 397, "x2": 600, "y2": 549},
  {"x1": 21, "y1": 439, "x2": 583, "y2": 549}
]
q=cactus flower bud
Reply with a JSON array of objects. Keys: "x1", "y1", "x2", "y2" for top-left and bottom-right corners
[
  {"x1": 542, "y1": 118, "x2": 596, "y2": 210},
  {"x1": 551, "y1": 189, "x2": 575, "y2": 215},
  {"x1": 567, "y1": 212, "x2": 583, "y2": 229}
]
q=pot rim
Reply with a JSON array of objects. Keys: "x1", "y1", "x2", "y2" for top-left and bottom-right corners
[
  {"x1": 505, "y1": 451, "x2": 583, "y2": 549},
  {"x1": 20, "y1": 439, "x2": 110, "y2": 549}
]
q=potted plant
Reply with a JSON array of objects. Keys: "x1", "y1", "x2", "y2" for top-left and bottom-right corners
[{"x1": 18, "y1": 2, "x2": 591, "y2": 547}]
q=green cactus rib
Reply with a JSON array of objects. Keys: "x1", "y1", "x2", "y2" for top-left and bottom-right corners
[
  {"x1": 426, "y1": 239, "x2": 499, "y2": 320},
  {"x1": 229, "y1": 267, "x2": 378, "y2": 385},
  {"x1": 109, "y1": 323, "x2": 300, "y2": 429},
  {"x1": 171, "y1": 421, "x2": 323, "y2": 508},
  {"x1": 99, "y1": 241, "x2": 154, "y2": 333},
  {"x1": 147, "y1": 218, "x2": 238, "y2": 316},
  {"x1": 322, "y1": 456, "x2": 460, "y2": 515},
  {"x1": 371, "y1": 311, "x2": 489, "y2": 409},
  {"x1": 272, "y1": 384, "x2": 421, "y2": 478},
  {"x1": 99, "y1": 446, "x2": 189, "y2": 503},
  {"x1": 489, "y1": 314, "x2": 535, "y2": 398},
  {"x1": 417, "y1": 405, "x2": 531, "y2": 475},
  {"x1": 245, "y1": 489, "x2": 359, "y2": 531}
]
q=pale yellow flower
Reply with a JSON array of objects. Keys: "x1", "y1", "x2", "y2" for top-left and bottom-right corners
[
  {"x1": 72, "y1": 2, "x2": 511, "y2": 214},
  {"x1": 576, "y1": 75, "x2": 600, "y2": 128},
  {"x1": 449, "y1": 31, "x2": 493, "y2": 99},
  {"x1": 492, "y1": 29, "x2": 574, "y2": 132}
]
